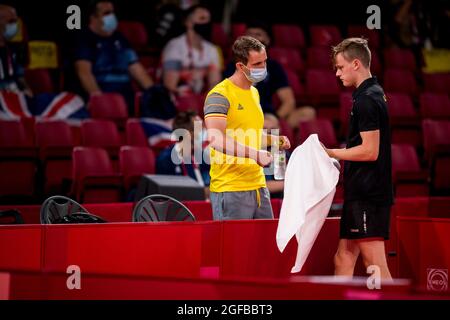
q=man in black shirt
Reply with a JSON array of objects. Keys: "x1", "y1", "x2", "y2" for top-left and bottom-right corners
[{"x1": 324, "y1": 38, "x2": 393, "y2": 281}]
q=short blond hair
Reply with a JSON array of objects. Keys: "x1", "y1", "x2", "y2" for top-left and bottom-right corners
[{"x1": 332, "y1": 37, "x2": 371, "y2": 68}]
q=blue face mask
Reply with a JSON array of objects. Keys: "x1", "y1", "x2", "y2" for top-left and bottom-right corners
[
  {"x1": 101, "y1": 13, "x2": 118, "y2": 33},
  {"x1": 3, "y1": 22, "x2": 18, "y2": 40},
  {"x1": 242, "y1": 64, "x2": 267, "y2": 83}
]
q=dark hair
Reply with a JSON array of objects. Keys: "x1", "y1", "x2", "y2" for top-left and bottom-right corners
[
  {"x1": 246, "y1": 20, "x2": 272, "y2": 40},
  {"x1": 88, "y1": 0, "x2": 113, "y2": 17},
  {"x1": 332, "y1": 37, "x2": 371, "y2": 68},
  {"x1": 183, "y1": 4, "x2": 210, "y2": 22},
  {"x1": 173, "y1": 110, "x2": 197, "y2": 132},
  {"x1": 232, "y1": 36, "x2": 265, "y2": 65}
]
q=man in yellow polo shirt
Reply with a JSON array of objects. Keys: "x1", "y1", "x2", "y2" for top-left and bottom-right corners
[{"x1": 204, "y1": 36, "x2": 291, "y2": 220}]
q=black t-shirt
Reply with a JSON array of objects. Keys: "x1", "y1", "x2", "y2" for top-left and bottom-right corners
[
  {"x1": 344, "y1": 77, "x2": 394, "y2": 205},
  {"x1": 223, "y1": 58, "x2": 289, "y2": 115}
]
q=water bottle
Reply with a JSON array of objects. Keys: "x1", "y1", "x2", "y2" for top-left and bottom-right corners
[{"x1": 273, "y1": 141, "x2": 286, "y2": 180}]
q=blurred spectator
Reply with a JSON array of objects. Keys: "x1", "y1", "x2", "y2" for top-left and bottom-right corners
[
  {"x1": 161, "y1": 4, "x2": 222, "y2": 96},
  {"x1": 388, "y1": 0, "x2": 450, "y2": 49},
  {"x1": 224, "y1": 21, "x2": 315, "y2": 129},
  {"x1": 73, "y1": 0, "x2": 154, "y2": 115},
  {"x1": 0, "y1": 5, "x2": 31, "y2": 95},
  {"x1": 153, "y1": 0, "x2": 190, "y2": 48},
  {"x1": 156, "y1": 110, "x2": 211, "y2": 198},
  {"x1": 263, "y1": 113, "x2": 289, "y2": 199}
]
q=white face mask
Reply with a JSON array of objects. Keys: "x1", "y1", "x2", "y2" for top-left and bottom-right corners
[
  {"x1": 3, "y1": 22, "x2": 18, "y2": 40},
  {"x1": 241, "y1": 64, "x2": 267, "y2": 83}
]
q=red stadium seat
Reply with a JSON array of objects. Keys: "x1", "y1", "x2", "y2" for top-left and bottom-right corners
[
  {"x1": 211, "y1": 23, "x2": 229, "y2": 51},
  {"x1": 347, "y1": 25, "x2": 380, "y2": 49},
  {"x1": 420, "y1": 93, "x2": 450, "y2": 119},
  {"x1": 117, "y1": 21, "x2": 148, "y2": 50},
  {"x1": 297, "y1": 119, "x2": 338, "y2": 147},
  {"x1": 386, "y1": 93, "x2": 419, "y2": 124},
  {"x1": 35, "y1": 120, "x2": 74, "y2": 195},
  {"x1": 422, "y1": 119, "x2": 450, "y2": 193},
  {"x1": 175, "y1": 93, "x2": 205, "y2": 116},
  {"x1": 386, "y1": 93, "x2": 421, "y2": 146},
  {"x1": 72, "y1": 147, "x2": 122, "y2": 203},
  {"x1": 422, "y1": 73, "x2": 450, "y2": 94},
  {"x1": 284, "y1": 69, "x2": 305, "y2": 103},
  {"x1": 278, "y1": 118, "x2": 294, "y2": 148},
  {"x1": 119, "y1": 146, "x2": 155, "y2": 192},
  {"x1": 383, "y1": 48, "x2": 417, "y2": 71},
  {"x1": 309, "y1": 25, "x2": 341, "y2": 47},
  {"x1": 391, "y1": 144, "x2": 428, "y2": 196},
  {"x1": 88, "y1": 93, "x2": 129, "y2": 126},
  {"x1": 383, "y1": 69, "x2": 419, "y2": 97},
  {"x1": 305, "y1": 69, "x2": 340, "y2": 106},
  {"x1": 269, "y1": 47, "x2": 305, "y2": 76},
  {"x1": 306, "y1": 47, "x2": 332, "y2": 69},
  {"x1": 272, "y1": 24, "x2": 305, "y2": 50},
  {"x1": 126, "y1": 118, "x2": 149, "y2": 147},
  {"x1": 81, "y1": 119, "x2": 121, "y2": 158},
  {"x1": 339, "y1": 92, "x2": 353, "y2": 138},
  {"x1": 0, "y1": 119, "x2": 37, "y2": 200},
  {"x1": 231, "y1": 23, "x2": 246, "y2": 39},
  {"x1": 370, "y1": 50, "x2": 383, "y2": 77},
  {"x1": 24, "y1": 68, "x2": 55, "y2": 94}
]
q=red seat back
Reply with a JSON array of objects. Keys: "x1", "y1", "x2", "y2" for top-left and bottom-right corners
[
  {"x1": 272, "y1": 24, "x2": 305, "y2": 49},
  {"x1": 81, "y1": 119, "x2": 121, "y2": 149},
  {"x1": 420, "y1": 93, "x2": 450, "y2": 119},
  {"x1": 269, "y1": 47, "x2": 305, "y2": 74},
  {"x1": 24, "y1": 68, "x2": 55, "y2": 94},
  {"x1": 391, "y1": 144, "x2": 421, "y2": 175},
  {"x1": 35, "y1": 120, "x2": 74, "y2": 147},
  {"x1": 339, "y1": 92, "x2": 353, "y2": 137},
  {"x1": 306, "y1": 46, "x2": 332, "y2": 69},
  {"x1": 126, "y1": 118, "x2": 149, "y2": 147},
  {"x1": 386, "y1": 93, "x2": 417, "y2": 118},
  {"x1": 298, "y1": 119, "x2": 338, "y2": 147},
  {"x1": 72, "y1": 147, "x2": 114, "y2": 180},
  {"x1": 88, "y1": 93, "x2": 129, "y2": 121},
  {"x1": 423, "y1": 73, "x2": 450, "y2": 94},
  {"x1": 117, "y1": 21, "x2": 148, "y2": 49},
  {"x1": 383, "y1": 69, "x2": 418, "y2": 97},
  {"x1": 383, "y1": 48, "x2": 417, "y2": 71},
  {"x1": 119, "y1": 145, "x2": 155, "y2": 189},
  {"x1": 306, "y1": 69, "x2": 340, "y2": 104},
  {"x1": 0, "y1": 119, "x2": 33, "y2": 147},
  {"x1": 309, "y1": 25, "x2": 341, "y2": 47},
  {"x1": 347, "y1": 25, "x2": 380, "y2": 49}
]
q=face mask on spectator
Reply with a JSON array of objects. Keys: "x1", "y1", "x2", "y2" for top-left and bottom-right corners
[
  {"x1": 3, "y1": 22, "x2": 18, "y2": 40},
  {"x1": 241, "y1": 64, "x2": 267, "y2": 83},
  {"x1": 193, "y1": 22, "x2": 212, "y2": 40},
  {"x1": 102, "y1": 13, "x2": 118, "y2": 33}
]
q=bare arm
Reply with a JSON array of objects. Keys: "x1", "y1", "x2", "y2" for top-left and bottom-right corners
[
  {"x1": 75, "y1": 60, "x2": 101, "y2": 95},
  {"x1": 266, "y1": 180, "x2": 284, "y2": 193},
  {"x1": 128, "y1": 62, "x2": 154, "y2": 90},
  {"x1": 205, "y1": 117, "x2": 272, "y2": 167},
  {"x1": 275, "y1": 87, "x2": 296, "y2": 120},
  {"x1": 326, "y1": 130, "x2": 380, "y2": 161}
]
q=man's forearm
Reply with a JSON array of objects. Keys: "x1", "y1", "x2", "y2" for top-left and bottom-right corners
[
  {"x1": 276, "y1": 101, "x2": 295, "y2": 120},
  {"x1": 209, "y1": 131, "x2": 258, "y2": 160},
  {"x1": 79, "y1": 73, "x2": 101, "y2": 94},
  {"x1": 328, "y1": 145, "x2": 378, "y2": 162}
]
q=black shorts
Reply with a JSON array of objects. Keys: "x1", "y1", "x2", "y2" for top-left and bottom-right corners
[{"x1": 340, "y1": 200, "x2": 391, "y2": 240}]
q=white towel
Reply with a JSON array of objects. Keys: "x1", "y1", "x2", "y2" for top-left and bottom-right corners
[{"x1": 276, "y1": 134, "x2": 340, "y2": 273}]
